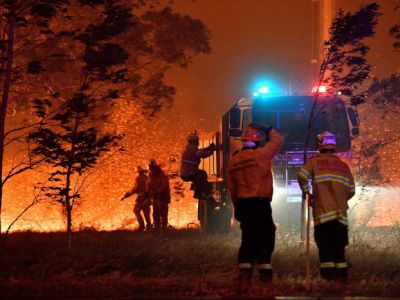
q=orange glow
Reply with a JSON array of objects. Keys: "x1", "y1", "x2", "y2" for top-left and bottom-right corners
[{"x1": 2, "y1": 101, "x2": 203, "y2": 233}]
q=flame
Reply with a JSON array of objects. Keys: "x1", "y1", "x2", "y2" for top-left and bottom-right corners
[{"x1": 2, "y1": 101, "x2": 202, "y2": 232}]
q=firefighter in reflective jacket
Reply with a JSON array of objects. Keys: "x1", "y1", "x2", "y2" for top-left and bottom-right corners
[
  {"x1": 227, "y1": 123, "x2": 284, "y2": 287},
  {"x1": 297, "y1": 131, "x2": 355, "y2": 281},
  {"x1": 121, "y1": 166, "x2": 152, "y2": 231}
]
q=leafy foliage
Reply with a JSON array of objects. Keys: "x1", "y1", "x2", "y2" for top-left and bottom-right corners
[
  {"x1": 368, "y1": 75, "x2": 400, "y2": 114},
  {"x1": 389, "y1": 4, "x2": 400, "y2": 50},
  {"x1": 0, "y1": 0, "x2": 210, "y2": 239},
  {"x1": 322, "y1": 3, "x2": 381, "y2": 105}
]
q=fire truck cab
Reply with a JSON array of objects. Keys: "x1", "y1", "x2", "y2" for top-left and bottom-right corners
[{"x1": 199, "y1": 92, "x2": 360, "y2": 233}]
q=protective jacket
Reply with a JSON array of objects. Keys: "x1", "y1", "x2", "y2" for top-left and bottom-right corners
[
  {"x1": 126, "y1": 173, "x2": 149, "y2": 202},
  {"x1": 297, "y1": 153, "x2": 355, "y2": 226},
  {"x1": 148, "y1": 166, "x2": 171, "y2": 203},
  {"x1": 180, "y1": 144, "x2": 214, "y2": 177},
  {"x1": 227, "y1": 129, "x2": 284, "y2": 202}
]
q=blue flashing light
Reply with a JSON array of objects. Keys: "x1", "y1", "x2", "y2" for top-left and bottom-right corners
[
  {"x1": 253, "y1": 92, "x2": 259, "y2": 97},
  {"x1": 258, "y1": 86, "x2": 270, "y2": 94}
]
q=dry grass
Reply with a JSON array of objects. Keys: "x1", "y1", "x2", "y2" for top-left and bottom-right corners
[{"x1": 0, "y1": 226, "x2": 399, "y2": 298}]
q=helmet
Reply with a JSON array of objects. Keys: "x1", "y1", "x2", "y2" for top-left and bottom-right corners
[
  {"x1": 241, "y1": 126, "x2": 265, "y2": 142},
  {"x1": 148, "y1": 158, "x2": 157, "y2": 170},
  {"x1": 187, "y1": 131, "x2": 199, "y2": 142},
  {"x1": 316, "y1": 131, "x2": 336, "y2": 150},
  {"x1": 136, "y1": 165, "x2": 147, "y2": 173}
]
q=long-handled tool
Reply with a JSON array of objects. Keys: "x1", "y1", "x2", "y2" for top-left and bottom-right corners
[{"x1": 304, "y1": 193, "x2": 311, "y2": 291}]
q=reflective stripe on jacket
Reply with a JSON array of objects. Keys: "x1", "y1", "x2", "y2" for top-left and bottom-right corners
[
  {"x1": 180, "y1": 144, "x2": 214, "y2": 177},
  {"x1": 227, "y1": 129, "x2": 284, "y2": 202},
  {"x1": 296, "y1": 153, "x2": 355, "y2": 226}
]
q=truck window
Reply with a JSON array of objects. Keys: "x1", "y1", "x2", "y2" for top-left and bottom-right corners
[
  {"x1": 242, "y1": 108, "x2": 252, "y2": 131},
  {"x1": 280, "y1": 111, "x2": 306, "y2": 142}
]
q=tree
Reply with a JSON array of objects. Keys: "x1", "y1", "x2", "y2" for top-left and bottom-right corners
[
  {"x1": 0, "y1": 0, "x2": 72, "y2": 238},
  {"x1": 23, "y1": 0, "x2": 210, "y2": 247},
  {"x1": 358, "y1": 4, "x2": 400, "y2": 185},
  {"x1": 304, "y1": 3, "x2": 380, "y2": 159}
]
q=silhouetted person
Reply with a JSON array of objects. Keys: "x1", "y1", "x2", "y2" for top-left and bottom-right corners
[
  {"x1": 148, "y1": 159, "x2": 171, "y2": 231},
  {"x1": 121, "y1": 166, "x2": 152, "y2": 231}
]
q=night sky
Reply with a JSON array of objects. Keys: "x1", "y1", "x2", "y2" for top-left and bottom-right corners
[{"x1": 162, "y1": 0, "x2": 399, "y2": 134}]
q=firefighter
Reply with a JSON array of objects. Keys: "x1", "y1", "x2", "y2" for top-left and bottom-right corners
[
  {"x1": 180, "y1": 131, "x2": 219, "y2": 225},
  {"x1": 227, "y1": 123, "x2": 284, "y2": 288},
  {"x1": 297, "y1": 131, "x2": 355, "y2": 281},
  {"x1": 121, "y1": 166, "x2": 152, "y2": 231},
  {"x1": 148, "y1": 159, "x2": 171, "y2": 231},
  {"x1": 180, "y1": 131, "x2": 216, "y2": 201}
]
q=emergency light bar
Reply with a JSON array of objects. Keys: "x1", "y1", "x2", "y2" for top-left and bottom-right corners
[
  {"x1": 253, "y1": 86, "x2": 270, "y2": 97},
  {"x1": 311, "y1": 85, "x2": 327, "y2": 94}
]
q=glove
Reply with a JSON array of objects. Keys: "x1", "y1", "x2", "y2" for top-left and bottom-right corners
[
  {"x1": 208, "y1": 142, "x2": 216, "y2": 151},
  {"x1": 250, "y1": 123, "x2": 273, "y2": 137},
  {"x1": 303, "y1": 192, "x2": 315, "y2": 207}
]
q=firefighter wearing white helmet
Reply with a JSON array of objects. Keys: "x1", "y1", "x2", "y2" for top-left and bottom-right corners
[
  {"x1": 297, "y1": 131, "x2": 355, "y2": 281},
  {"x1": 227, "y1": 123, "x2": 284, "y2": 290},
  {"x1": 180, "y1": 131, "x2": 217, "y2": 209}
]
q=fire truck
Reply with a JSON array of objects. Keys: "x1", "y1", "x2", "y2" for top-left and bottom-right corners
[{"x1": 198, "y1": 87, "x2": 360, "y2": 233}]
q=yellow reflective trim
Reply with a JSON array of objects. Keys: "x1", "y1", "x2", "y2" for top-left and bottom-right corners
[
  {"x1": 257, "y1": 263, "x2": 272, "y2": 270},
  {"x1": 238, "y1": 263, "x2": 252, "y2": 269},
  {"x1": 335, "y1": 262, "x2": 348, "y2": 269},
  {"x1": 298, "y1": 169, "x2": 311, "y2": 180},
  {"x1": 320, "y1": 262, "x2": 335, "y2": 268},
  {"x1": 315, "y1": 173, "x2": 349, "y2": 181}
]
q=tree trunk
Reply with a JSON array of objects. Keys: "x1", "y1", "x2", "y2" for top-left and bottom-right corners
[
  {"x1": 0, "y1": 14, "x2": 15, "y2": 236},
  {"x1": 66, "y1": 200, "x2": 72, "y2": 251},
  {"x1": 64, "y1": 111, "x2": 80, "y2": 251}
]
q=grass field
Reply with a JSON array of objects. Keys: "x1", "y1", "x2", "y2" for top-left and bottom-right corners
[{"x1": 0, "y1": 226, "x2": 399, "y2": 299}]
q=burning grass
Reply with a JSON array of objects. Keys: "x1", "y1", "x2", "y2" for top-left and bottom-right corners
[{"x1": 0, "y1": 226, "x2": 399, "y2": 298}]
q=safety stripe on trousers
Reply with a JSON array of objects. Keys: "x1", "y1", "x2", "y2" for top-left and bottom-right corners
[
  {"x1": 314, "y1": 210, "x2": 348, "y2": 226},
  {"x1": 257, "y1": 264, "x2": 272, "y2": 270},
  {"x1": 238, "y1": 263, "x2": 252, "y2": 269},
  {"x1": 336, "y1": 262, "x2": 348, "y2": 269},
  {"x1": 320, "y1": 262, "x2": 335, "y2": 268}
]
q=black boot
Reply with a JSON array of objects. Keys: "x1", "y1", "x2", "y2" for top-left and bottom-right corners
[
  {"x1": 336, "y1": 267, "x2": 348, "y2": 282},
  {"x1": 237, "y1": 268, "x2": 253, "y2": 294},
  {"x1": 320, "y1": 267, "x2": 336, "y2": 281},
  {"x1": 259, "y1": 269, "x2": 273, "y2": 283}
]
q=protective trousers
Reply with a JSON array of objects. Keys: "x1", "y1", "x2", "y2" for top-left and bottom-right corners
[
  {"x1": 153, "y1": 199, "x2": 169, "y2": 230},
  {"x1": 181, "y1": 170, "x2": 212, "y2": 199},
  {"x1": 133, "y1": 196, "x2": 151, "y2": 230},
  {"x1": 235, "y1": 198, "x2": 276, "y2": 275},
  {"x1": 314, "y1": 220, "x2": 348, "y2": 281}
]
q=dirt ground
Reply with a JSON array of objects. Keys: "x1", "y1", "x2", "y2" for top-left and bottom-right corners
[{"x1": 0, "y1": 227, "x2": 399, "y2": 299}]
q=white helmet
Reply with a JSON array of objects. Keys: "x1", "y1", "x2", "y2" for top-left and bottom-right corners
[{"x1": 317, "y1": 131, "x2": 336, "y2": 150}]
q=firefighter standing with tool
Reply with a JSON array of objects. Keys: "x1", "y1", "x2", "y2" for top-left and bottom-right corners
[
  {"x1": 227, "y1": 123, "x2": 284, "y2": 289},
  {"x1": 148, "y1": 159, "x2": 171, "y2": 231},
  {"x1": 121, "y1": 166, "x2": 152, "y2": 231},
  {"x1": 297, "y1": 131, "x2": 355, "y2": 281}
]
